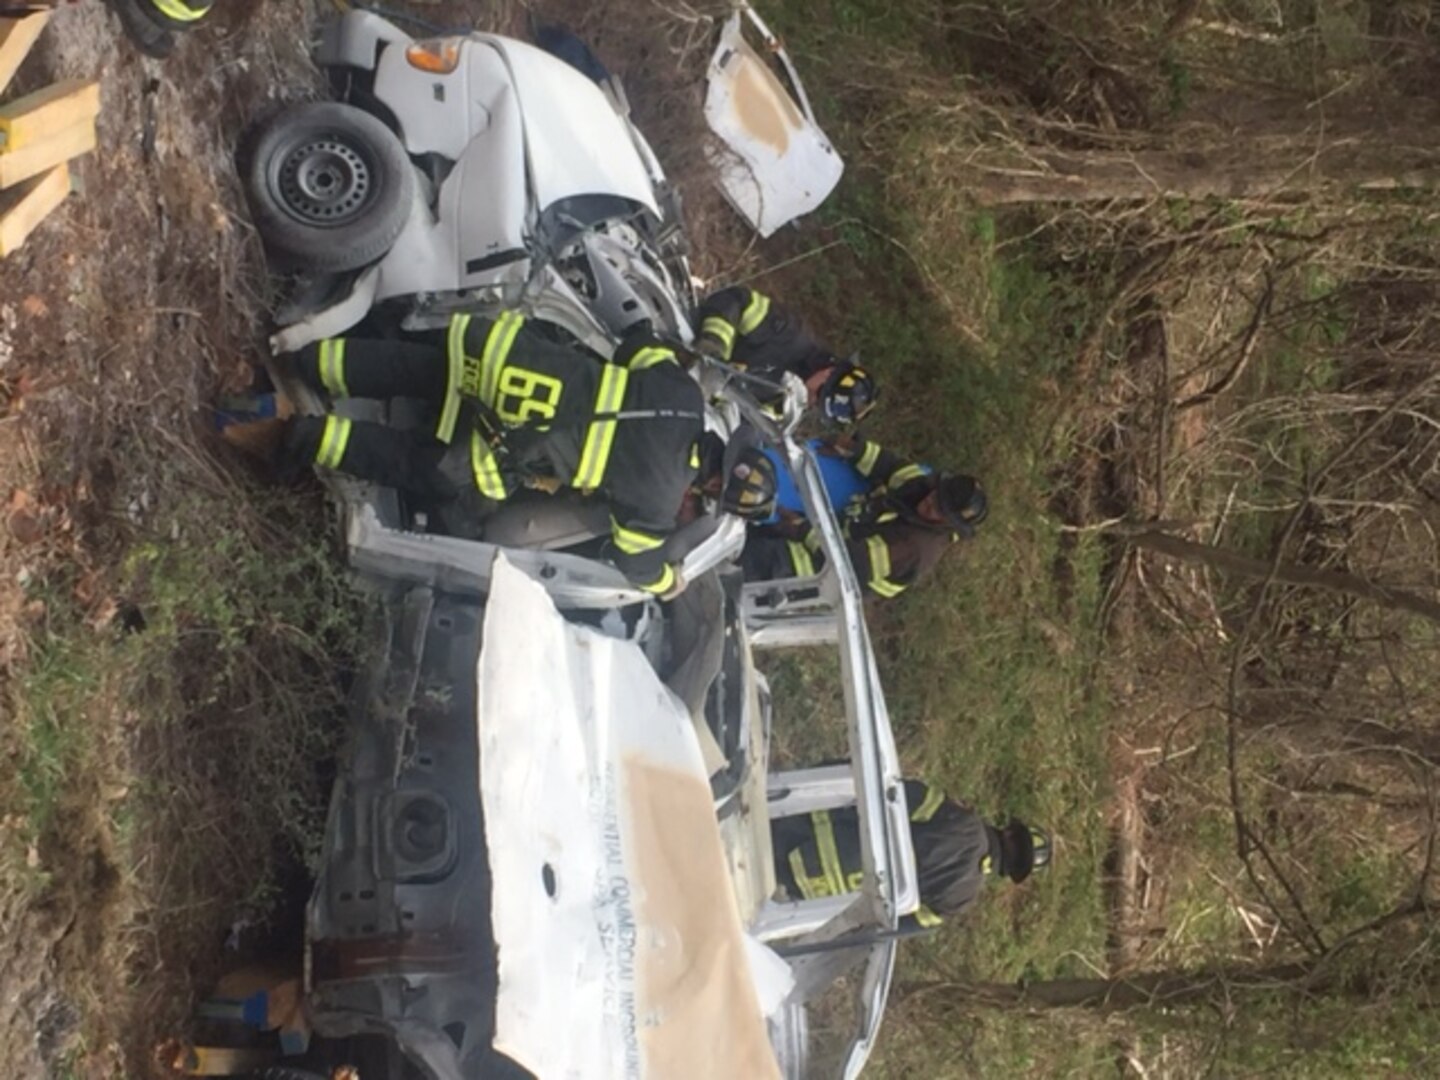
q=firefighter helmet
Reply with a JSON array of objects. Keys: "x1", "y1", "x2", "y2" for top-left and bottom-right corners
[
  {"x1": 1003, "y1": 819, "x2": 1052, "y2": 883},
  {"x1": 819, "y1": 359, "x2": 878, "y2": 425},
  {"x1": 936, "y1": 474, "x2": 988, "y2": 537},
  {"x1": 722, "y1": 447, "x2": 778, "y2": 521}
]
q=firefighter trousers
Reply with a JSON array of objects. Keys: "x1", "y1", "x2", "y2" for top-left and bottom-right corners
[{"x1": 282, "y1": 336, "x2": 479, "y2": 502}]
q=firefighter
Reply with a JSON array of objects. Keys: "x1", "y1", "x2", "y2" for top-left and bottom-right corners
[
  {"x1": 771, "y1": 778, "x2": 1052, "y2": 928},
  {"x1": 110, "y1": 0, "x2": 214, "y2": 59},
  {"x1": 741, "y1": 433, "x2": 988, "y2": 600},
  {"x1": 694, "y1": 286, "x2": 878, "y2": 426},
  {"x1": 280, "y1": 312, "x2": 777, "y2": 597}
]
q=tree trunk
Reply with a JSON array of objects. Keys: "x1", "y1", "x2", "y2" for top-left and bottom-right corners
[
  {"x1": 901, "y1": 962, "x2": 1354, "y2": 1013},
  {"x1": 965, "y1": 135, "x2": 1440, "y2": 205},
  {"x1": 1128, "y1": 530, "x2": 1440, "y2": 627}
]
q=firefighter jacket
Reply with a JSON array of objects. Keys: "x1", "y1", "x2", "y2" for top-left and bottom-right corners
[
  {"x1": 772, "y1": 779, "x2": 1000, "y2": 927},
  {"x1": 837, "y1": 436, "x2": 958, "y2": 599},
  {"x1": 696, "y1": 287, "x2": 836, "y2": 389},
  {"x1": 295, "y1": 314, "x2": 704, "y2": 595}
]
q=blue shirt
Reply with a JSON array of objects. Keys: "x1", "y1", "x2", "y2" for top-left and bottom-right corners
[{"x1": 759, "y1": 439, "x2": 873, "y2": 525}]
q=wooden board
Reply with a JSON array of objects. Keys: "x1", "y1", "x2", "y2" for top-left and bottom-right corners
[
  {"x1": 0, "y1": 160, "x2": 67, "y2": 255},
  {"x1": 0, "y1": 79, "x2": 100, "y2": 152},
  {"x1": 166, "y1": 1044, "x2": 277, "y2": 1076},
  {"x1": 0, "y1": 117, "x2": 92, "y2": 189},
  {"x1": 0, "y1": 11, "x2": 49, "y2": 96}
]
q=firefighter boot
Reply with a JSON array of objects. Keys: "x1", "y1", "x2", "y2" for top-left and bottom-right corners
[{"x1": 109, "y1": 0, "x2": 177, "y2": 59}]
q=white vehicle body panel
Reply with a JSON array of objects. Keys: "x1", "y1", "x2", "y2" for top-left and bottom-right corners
[
  {"x1": 479, "y1": 557, "x2": 782, "y2": 1079},
  {"x1": 488, "y1": 35, "x2": 661, "y2": 217},
  {"x1": 370, "y1": 39, "x2": 532, "y2": 300},
  {"x1": 704, "y1": 11, "x2": 844, "y2": 237},
  {"x1": 369, "y1": 32, "x2": 660, "y2": 303},
  {"x1": 279, "y1": 20, "x2": 680, "y2": 352}
]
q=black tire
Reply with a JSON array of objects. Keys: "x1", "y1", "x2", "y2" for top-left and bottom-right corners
[
  {"x1": 244, "y1": 102, "x2": 414, "y2": 274},
  {"x1": 248, "y1": 1068, "x2": 327, "y2": 1080}
]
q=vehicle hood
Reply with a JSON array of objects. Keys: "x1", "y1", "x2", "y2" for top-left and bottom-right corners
[
  {"x1": 477, "y1": 556, "x2": 784, "y2": 1079},
  {"x1": 485, "y1": 34, "x2": 660, "y2": 218}
]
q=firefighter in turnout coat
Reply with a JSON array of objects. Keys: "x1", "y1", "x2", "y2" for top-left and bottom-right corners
[
  {"x1": 282, "y1": 312, "x2": 722, "y2": 596},
  {"x1": 741, "y1": 434, "x2": 988, "y2": 600},
  {"x1": 771, "y1": 778, "x2": 1052, "y2": 928},
  {"x1": 695, "y1": 286, "x2": 878, "y2": 425}
]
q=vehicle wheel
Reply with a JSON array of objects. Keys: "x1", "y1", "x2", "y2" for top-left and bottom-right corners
[{"x1": 244, "y1": 102, "x2": 414, "y2": 274}]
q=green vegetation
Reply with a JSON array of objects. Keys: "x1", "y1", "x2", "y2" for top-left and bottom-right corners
[
  {"x1": 0, "y1": 441, "x2": 364, "y2": 1066},
  {"x1": 758, "y1": 0, "x2": 1440, "y2": 1075},
  {"x1": 6, "y1": 469, "x2": 359, "y2": 888}
]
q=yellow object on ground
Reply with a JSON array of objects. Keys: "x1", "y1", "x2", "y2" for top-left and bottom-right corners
[
  {"x1": 0, "y1": 79, "x2": 100, "y2": 152},
  {"x1": 0, "y1": 117, "x2": 94, "y2": 189},
  {"x1": 0, "y1": 161, "x2": 68, "y2": 256},
  {"x1": 0, "y1": 12, "x2": 49, "y2": 95}
]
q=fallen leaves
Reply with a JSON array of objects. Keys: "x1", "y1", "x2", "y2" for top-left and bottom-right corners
[
  {"x1": 3, "y1": 485, "x2": 74, "y2": 547},
  {"x1": 4, "y1": 487, "x2": 45, "y2": 544}
]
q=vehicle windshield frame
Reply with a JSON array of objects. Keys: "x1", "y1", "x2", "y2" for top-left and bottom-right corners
[{"x1": 721, "y1": 369, "x2": 917, "y2": 1079}]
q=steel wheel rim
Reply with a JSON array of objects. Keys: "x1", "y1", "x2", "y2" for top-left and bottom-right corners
[{"x1": 273, "y1": 134, "x2": 375, "y2": 228}]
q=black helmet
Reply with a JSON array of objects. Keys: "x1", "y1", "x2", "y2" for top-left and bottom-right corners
[
  {"x1": 819, "y1": 359, "x2": 878, "y2": 425},
  {"x1": 1002, "y1": 819, "x2": 1052, "y2": 883},
  {"x1": 721, "y1": 447, "x2": 778, "y2": 520},
  {"x1": 936, "y1": 475, "x2": 988, "y2": 537}
]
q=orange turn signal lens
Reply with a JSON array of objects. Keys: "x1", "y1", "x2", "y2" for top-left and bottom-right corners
[{"x1": 405, "y1": 39, "x2": 462, "y2": 75}]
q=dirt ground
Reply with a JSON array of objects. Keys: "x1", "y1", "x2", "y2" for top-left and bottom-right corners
[
  {"x1": 0, "y1": 2, "x2": 772, "y2": 1077},
  {"x1": 1, "y1": 4, "x2": 315, "y2": 1076}
]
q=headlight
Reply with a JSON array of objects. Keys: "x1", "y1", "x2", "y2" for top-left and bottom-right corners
[{"x1": 405, "y1": 38, "x2": 462, "y2": 75}]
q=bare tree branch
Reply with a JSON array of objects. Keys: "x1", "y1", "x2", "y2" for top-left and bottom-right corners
[
  {"x1": 1129, "y1": 530, "x2": 1440, "y2": 626},
  {"x1": 1175, "y1": 276, "x2": 1276, "y2": 412}
]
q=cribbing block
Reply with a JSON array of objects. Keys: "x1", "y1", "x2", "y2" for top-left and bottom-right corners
[
  {"x1": 0, "y1": 116, "x2": 92, "y2": 189},
  {"x1": 0, "y1": 80, "x2": 100, "y2": 152},
  {"x1": 0, "y1": 12, "x2": 49, "y2": 96},
  {"x1": 0, "y1": 161, "x2": 69, "y2": 255}
]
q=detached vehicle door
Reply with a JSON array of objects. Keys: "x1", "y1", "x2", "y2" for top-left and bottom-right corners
[{"x1": 478, "y1": 557, "x2": 784, "y2": 1078}]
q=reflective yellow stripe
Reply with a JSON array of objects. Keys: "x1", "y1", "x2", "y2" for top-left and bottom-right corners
[
  {"x1": 437, "y1": 315, "x2": 470, "y2": 444},
  {"x1": 639, "y1": 563, "x2": 676, "y2": 595},
  {"x1": 856, "y1": 440, "x2": 882, "y2": 476},
  {"x1": 318, "y1": 339, "x2": 349, "y2": 397},
  {"x1": 314, "y1": 416, "x2": 352, "y2": 471},
  {"x1": 739, "y1": 291, "x2": 771, "y2": 334},
  {"x1": 469, "y1": 433, "x2": 508, "y2": 499},
  {"x1": 573, "y1": 365, "x2": 629, "y2": 490},
  {"x1": 612, "y1": 518, "x2": 666, "y2": 555},
  {"x1": 811, "y1": 810, "x2": 850, "y2": 896},
  {"x1": 787, "y1": 540, "x2": 816, "y2": 578},
  {"x1": 866, "y1": 535, "x2": 905, "y2": 598},
  {"x1": 625, "y1": 345, "x2": 676, "y2": 371},
  {"x1": 911, "y1": 784, "x2": 945, "y2": 823},
  {"x1": 480, "y1": 311, "x2": 525, "y2": 408},
  {"x1": 914, "y1": 904, "x2": 944, "y2": 928},
  {"x1": 981, "y1": 854, "x2": 994, "y2": 875},
  {"x1": 700, "y1": 317, "x2": 736, "y2": 358},
  {"x1": 891, "y1": 463, "x2": 929, "y2": 487},
  {"x1": 789, "y1": 849, "x2": 831, "y2": 900},
  {"x1": 151, "y1": 0, "x2": 211, "y2": 21}
]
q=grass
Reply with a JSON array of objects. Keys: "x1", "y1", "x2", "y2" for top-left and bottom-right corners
[
  {"x1": 742, "y1": 12, "x2": 1114, "y2": 1078},
  {"x1": 745, "y1": 0, "x2": 1440, "y2": 1074},
  {"x1": 752, "y1": 4, "x2": 1121, "y2": 1062},
  {"x1": 0, "y1": 443, "x2": 366, "y2": 1071}
]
